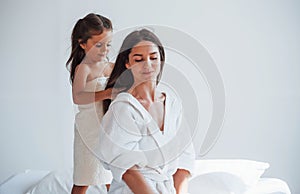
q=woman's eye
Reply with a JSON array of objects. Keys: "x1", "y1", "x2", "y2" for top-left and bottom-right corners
[
  {"x1": 134, "y1": 59, "x2": 143, "y2": 62},
  {"x1": 95, "y1": 43, "x2": 102, "y2": 48},
  {"x1": 107, "y1": 43, "x2": 111, "y2": 47},
  {"x1": 151, "y1": 57, "x2": 158, "y2": 60}
]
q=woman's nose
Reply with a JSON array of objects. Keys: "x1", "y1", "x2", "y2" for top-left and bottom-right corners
[{"x1": 143, "y1": 59, "x2": 152, "y2": 68}]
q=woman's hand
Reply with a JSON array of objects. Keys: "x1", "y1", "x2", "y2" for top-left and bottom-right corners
[
  {"x1": 173, "y1": 169, "x2": 190, "y2": 194},
  {"x1": 122, "y1": 166, "x2": 155, "y2": 194}
]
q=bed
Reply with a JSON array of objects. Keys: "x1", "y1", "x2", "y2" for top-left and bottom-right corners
[{"x1": 0, "y1": 159, "x2": 291, "y2": 194}]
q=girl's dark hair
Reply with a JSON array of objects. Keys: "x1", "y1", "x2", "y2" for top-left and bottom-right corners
[
  {"x1": 66, "y1": 13, "x2": 112, "y2": 83},
  {"x1": 103, "y1": 28, "x2": 165, "y2": 113}
]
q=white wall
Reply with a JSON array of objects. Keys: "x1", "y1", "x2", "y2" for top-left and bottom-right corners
[{"x1": 0, "y1": 0, "x2": 299, "y2": 193}]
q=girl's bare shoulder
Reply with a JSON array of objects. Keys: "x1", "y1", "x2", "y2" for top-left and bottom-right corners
[
  {"x1": 108, "y1": 62, "x2": 115, "y2": 70},
  {"x1": 104, "y1": 62, "x2": 115, "y2": 76},
  {"x1": 75, "y1": 63, "x2": 91, "y2": 74}
]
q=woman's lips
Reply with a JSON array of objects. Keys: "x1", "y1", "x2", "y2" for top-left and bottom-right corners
[{"x1": 142, "y1": 71, "x2": 154, "y2": 75}]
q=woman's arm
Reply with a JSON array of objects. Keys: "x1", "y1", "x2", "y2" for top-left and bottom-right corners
[
  {"x1": 99, "y1": 102, "x2": 153, "y2": 192},
  {"x1": 173, "y1": 168, "x2": 190, "y2": 194},
  {"x1": 122, "y1": 166, "x2": 155, "y2": 194}
]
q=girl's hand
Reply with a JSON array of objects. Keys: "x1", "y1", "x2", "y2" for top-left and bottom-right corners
[{"x1": 106, "y1": 87, "x2": 125, "y2": 100}]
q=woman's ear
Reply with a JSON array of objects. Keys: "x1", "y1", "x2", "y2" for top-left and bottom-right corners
[
  {"x1": 125, "y1": 63, "x2": 130, "y2": 69},
  {"x1": 78, "y1": 39, "x2": 86, "y2": 50}
]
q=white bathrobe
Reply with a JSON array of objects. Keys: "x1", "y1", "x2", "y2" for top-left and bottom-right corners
[{"x1": 98, "y1": 92, "x2": 195, "y2": 194}]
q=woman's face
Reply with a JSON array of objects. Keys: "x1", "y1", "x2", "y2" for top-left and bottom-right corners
[
  {"x1": 80, "y1": 29, "x2": 112, "y2": 62},
  {"x1": 126, "y1": 41, "x2": 161, "y2": 84}
]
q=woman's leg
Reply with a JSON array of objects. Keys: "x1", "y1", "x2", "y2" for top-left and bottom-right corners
[
  {"x1": 71, "y1": 185, "x2": 88, "y2": 194},
  {"x1": 105, "y1": 184, "x2": 110, "y2": 191}
]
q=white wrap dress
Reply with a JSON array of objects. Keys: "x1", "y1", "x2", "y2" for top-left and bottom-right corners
[
  {"x1": 73, "y1": 77, "x2": 112, "y2": 186},
  {"x1": 98, "y1": 92, "x2": 195, "y2": 194}
]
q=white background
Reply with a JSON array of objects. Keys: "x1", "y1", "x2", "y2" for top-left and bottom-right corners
[{"x1": 0, "y1": 0, "x2": 299, "y2": 193}]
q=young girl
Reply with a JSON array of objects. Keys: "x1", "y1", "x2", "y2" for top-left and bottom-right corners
[
  {"x1": 99, "y1": 29, "x2": 195, "y2": 194},
  {"x1": 66, "y1": 13, "x2": 113, "y2": 194}
]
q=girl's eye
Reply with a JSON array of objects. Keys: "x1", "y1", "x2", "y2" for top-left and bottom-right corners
[
  {"x1": 151, "y1": 57, "x2": 158, "y2": 60},
  {"x1": 134, "y1": 59, "x2": 143, "y2": 62},
  {"x1": 96, "y1": 43, "x2": 111, "y2": 48}
]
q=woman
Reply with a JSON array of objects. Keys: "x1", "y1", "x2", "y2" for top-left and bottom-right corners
[{"x1": 99, "y1": 29, "x2": 195, "y2": 194}]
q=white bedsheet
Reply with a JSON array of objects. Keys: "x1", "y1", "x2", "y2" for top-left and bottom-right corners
[
  {"x1": 188, "y1": 173, "x2": 291, "y2": 194},
  {"x1": 0, "y1": 170, "x2": 49, "y2": 194},
  {"x1": 245, "y1": 178, "x2": 291, "y2": 194},
  {"x1": 0, "y1": 160, "x2": 291, "y2": 194},
  {"x1": 0, "y1": 170, "x2": 291, "y2": 194}
]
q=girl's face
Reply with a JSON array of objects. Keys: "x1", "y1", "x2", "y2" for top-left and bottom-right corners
[
  {"x1": 126, "y1": 41, "x2": 161, "y2": 84},
  {"x1": 80, "y1": 29, "x2": 112, "y2": 62}
]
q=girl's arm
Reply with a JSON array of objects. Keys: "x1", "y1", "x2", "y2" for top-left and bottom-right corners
[
  {"x1": 73, "y1": 89, "x2": 112, "y2": 105},
  {"x1": 122, "y1": 166, "x2": 155, "y2": 194},
  {"x1": 72, "y1": 64, "x2": 112, "y2": 104},
  {"x1": 173, "y1": 168, "x2": 190, "y2": 194}
]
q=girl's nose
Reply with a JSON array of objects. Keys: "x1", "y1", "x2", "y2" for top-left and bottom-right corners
[{"x1": 100, "y1": 44, "x2": 108, "y2": 52}]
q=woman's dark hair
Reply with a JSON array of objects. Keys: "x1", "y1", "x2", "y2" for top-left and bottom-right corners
[
  {"x1": 66, "y1": 13, "x2": 112, "y2": 83},
  {"x1": 103, "y1": 28, "x2": 165, "y2": 113}
]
